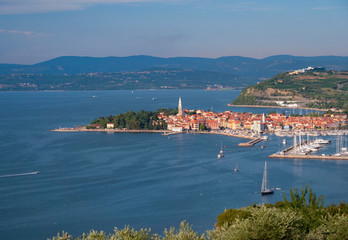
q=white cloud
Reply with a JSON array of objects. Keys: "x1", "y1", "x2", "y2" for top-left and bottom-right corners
[
  {"x1": 0, "y1": 0, "x2": 178, "y2": 14},
  {"x1": 0, "y1": 28, "x2": 51, "y2": 37}
]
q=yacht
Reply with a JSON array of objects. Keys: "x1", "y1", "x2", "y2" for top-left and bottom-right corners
[
  {"x1": 314, "y1": 138, "x2": 331, "y2": 145},
  {"x1": 261, "y1": 135, "x2": 268, "y2": 140}
]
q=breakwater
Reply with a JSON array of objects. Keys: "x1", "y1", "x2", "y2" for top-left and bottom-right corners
[
  {"x1": 269, "y1": 153, "x2": 348, "y2": 160},
  {"x1": 238, "y1": 137, "x2": 263, "y2": 147}
]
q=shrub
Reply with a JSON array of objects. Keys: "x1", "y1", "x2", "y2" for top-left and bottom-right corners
[{"x1": 209, "y1": 207, "x2": 306, "y2": 240}]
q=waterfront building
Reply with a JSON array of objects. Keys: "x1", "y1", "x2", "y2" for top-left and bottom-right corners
[
  {"x1": 106, "y1": 123, "x2": 115, "y2": 129},
  {"x1": 252, "y1": 120, "x2": 261, "y2": 133},
  {"x1": 171, "y1": 126, "x2": 184, "y2": 132}
]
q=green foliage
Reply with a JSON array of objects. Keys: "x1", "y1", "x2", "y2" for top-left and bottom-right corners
[
  {"x1": 281, "y1": 185, "x2": 324, "y2": 210},
  {"x1": 111, "y1": 226, "x2": 156, "y2": 240},
  {"x1": 48, "y1": 231, "x2": 72, "y2": 240},
  {"x1": 216, "y1": 208, "x2": 252, "y2": 227},
  {"x1": 231, "y1": 93, "x2": 258, "y2": 105},
  {"x1": 305, "y1": 215, "x2": 348, "y2": 240},
  {"x1": 199, "y1": 123, "x2": 207, "y2": 131},
  {"x1": 209, "y1": 207, "x2": 306, "y2": 240},
  {"x1": 162, "y1": 221, "x2": 206, "y2": 240},
  {"x1": 49, "y1": 221, "x2": 204, "y2": 240},
  {"x1": 280, "y1": 185, "x2": 325, "y2": 231},
  {"x1": 325, "y1": 202, "x2": 348, "y2": 216},
  {"x1": 79, "y1": 230, "x2": 108, "y2": 240},
  {"x1": 232, "y1": 71, "x2": 348, "y2": 110},
  {"x1": 89, "y1": 109, "x2": 177, "y2": 130}
]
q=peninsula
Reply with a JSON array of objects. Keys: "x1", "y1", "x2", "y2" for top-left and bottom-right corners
[{"x1": 53, "y1": 98, "x2": 347, "y2": 138}]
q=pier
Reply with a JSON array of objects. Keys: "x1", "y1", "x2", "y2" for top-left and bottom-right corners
[
  {"x1": 269, "y1": 153, "x2": 348, "y2": 160},
  {"x1": 161, "y1": 131, "x2": 182, "y2": 136},
  {"x1": 238, "y1": 137, "x2": 263, "y2": 147}
]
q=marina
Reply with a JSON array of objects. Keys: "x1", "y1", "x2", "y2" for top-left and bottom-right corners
[{"x1": 269, "y1": 134, "x2": 348, "y2": 160}]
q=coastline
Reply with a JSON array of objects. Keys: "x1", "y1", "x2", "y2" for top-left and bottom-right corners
[
  {"x1": 227, "y1": 104, "x2": 327, "y2": 112},
  {"x1": 52, "y1": 126, "x2": 258, "y2": 140},
  {"x1": 52, "y1": 126, "x2": 171, "y2": 133}
]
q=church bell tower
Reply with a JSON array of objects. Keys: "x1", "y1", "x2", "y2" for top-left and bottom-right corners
[{"x1": 178, "y1": 97, "x2": 183, "y2": 116}]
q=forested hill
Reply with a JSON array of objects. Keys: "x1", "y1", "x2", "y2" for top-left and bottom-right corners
[
  {"x1": 232, "y1": 70, "x2": 348, "y2": 111},
  {"x1": 1, "y1": 55, "x2": 348, "y2": 79}
]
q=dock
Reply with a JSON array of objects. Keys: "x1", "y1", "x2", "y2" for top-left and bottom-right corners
[
  {"x1": 269, "y1": 153, "x2": 348, "y2": 160},
  {"x1": 238, "y1": 137, "x2": 263, "y2": 147},
  {"x1": 161, "y1": 132, "x2": 182, "y2": 136}
]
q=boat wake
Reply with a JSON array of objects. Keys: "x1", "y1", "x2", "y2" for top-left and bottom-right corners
[{"x1": 0, "y1": 171, "x2": 39, "y2": 178}]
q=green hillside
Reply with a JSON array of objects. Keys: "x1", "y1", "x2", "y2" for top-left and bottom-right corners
[{"x1": 232, "y1": 70, "x2": 348, "y2": 111}]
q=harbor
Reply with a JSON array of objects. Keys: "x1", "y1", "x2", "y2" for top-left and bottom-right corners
[{"x1": 269, "y1": 134, "x2": 348, "y2": 160}]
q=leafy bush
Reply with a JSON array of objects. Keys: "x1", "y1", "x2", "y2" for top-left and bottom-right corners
[
  {"x1": 216, "y1": 208, "x2": 252, "y2": 227},
  {"x1": 209, "y1": 207, "x2": 306, "y2": 240},
  {"x1": 305, "y1": 214, "x2": 348, "y2": 240}
]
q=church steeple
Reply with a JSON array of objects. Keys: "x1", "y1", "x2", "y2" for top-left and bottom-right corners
[{"x1": 178, "y1": 97, "x2": 183, "y2": 116}]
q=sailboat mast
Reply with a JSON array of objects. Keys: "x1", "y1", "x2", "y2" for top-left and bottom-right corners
[{"x1": 261, "y1": 161, "x2": 268, "y2": 192}]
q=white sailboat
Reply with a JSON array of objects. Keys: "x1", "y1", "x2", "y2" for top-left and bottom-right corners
[
  {"x1": 261, "y1": 161, "x2": 274, "y2": 195},
  {"x1": 217, "y1": 142, "x2": 224, "y2": 159}
]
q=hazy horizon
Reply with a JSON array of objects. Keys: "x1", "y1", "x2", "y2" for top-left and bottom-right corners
[
  {"x1": 0, "y1": 0, "x2": 347, "y2": 64},
  {"x1": 2, "y1": 54, "x2": 348, "y2": 66}
]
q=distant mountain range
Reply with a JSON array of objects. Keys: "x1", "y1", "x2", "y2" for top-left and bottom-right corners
[{"x1": 1, "y1": 55, "x2": 348, "y2": 79}]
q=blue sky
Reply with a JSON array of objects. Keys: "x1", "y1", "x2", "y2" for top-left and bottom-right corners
[{"x1": 0, "y1": 0, "x2": 347, "y2": 64}]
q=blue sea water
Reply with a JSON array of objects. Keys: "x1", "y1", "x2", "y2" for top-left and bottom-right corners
[{"x1": 0, "y1": 90, "x2": 347, "y2": 240}]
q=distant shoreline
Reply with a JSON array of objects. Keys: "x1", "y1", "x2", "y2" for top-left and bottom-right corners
[{"x1": 227, "y1": 104, "x2": 327, "y2": 112}]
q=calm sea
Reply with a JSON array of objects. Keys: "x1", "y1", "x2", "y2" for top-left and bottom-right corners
[{"x1": 0, "y1": 90, "x2": 347, "y2": 240}]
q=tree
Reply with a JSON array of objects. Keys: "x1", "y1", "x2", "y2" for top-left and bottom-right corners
[{"x1": 199, "y1": 124, "x2": 207, "y2": 131}]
